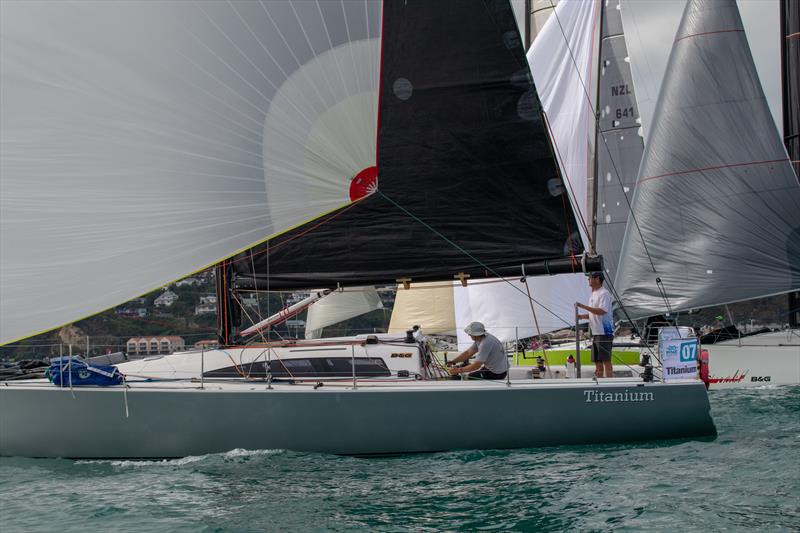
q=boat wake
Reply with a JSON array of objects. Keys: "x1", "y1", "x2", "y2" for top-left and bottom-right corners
[{"x1": 76, "y1": 448, "x2": 286, "y2": 468}]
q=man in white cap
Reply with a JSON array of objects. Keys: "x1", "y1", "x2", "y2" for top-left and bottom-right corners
[{"x1": 446, "y1": 321, "x2": 509, "y2": 380}]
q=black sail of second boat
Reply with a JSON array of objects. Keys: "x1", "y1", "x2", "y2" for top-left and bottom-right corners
[{"x1": 231, "y1": 0, "x2": 590, "y2": 295}]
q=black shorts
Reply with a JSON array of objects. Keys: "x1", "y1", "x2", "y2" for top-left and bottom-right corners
[{"x1": 591, "y1": 335, "x2": 613, "y2": 363}]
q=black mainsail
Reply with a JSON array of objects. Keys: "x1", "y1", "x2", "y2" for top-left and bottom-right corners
[{"x1": 232, "y1": 0, "x2": 591, "y2": 293}]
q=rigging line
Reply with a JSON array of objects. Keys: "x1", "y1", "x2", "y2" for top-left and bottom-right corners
[
  {"x1": 377, "y1": 190, "x2": 574, "y2": 330},
  {"x1": 596, "y1": 127, "x2": 658, "y2": 274},
  {"x1": 521, "y1": 275, "x2": 551, "y2": 374},
  {"x1": 601, "y1": 271, "x2": 661, "y2": 364},
  {"x1": 236, "y1": 299, "x2": 297, "y2": 381},
  {"x1": 559, "y1": 186, "x2": 578, "y2": 270},
  {"x1": 249, "y1": 249, "x2": 265, "y2": 325}
]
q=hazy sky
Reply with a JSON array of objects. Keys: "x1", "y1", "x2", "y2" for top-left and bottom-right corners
[{"x1": 514, "y1": 0, "x2": 783, "y2": 137}]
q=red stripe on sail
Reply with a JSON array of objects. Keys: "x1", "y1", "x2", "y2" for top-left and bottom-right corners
[
  {"x1": 638, "y1": 159, "x2": 789, "y2": 184},
  {"x1": 674, "y1": 29, "x2": 744, "y2": 43}
]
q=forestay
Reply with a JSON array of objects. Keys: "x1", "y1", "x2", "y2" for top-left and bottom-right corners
[{"x1": 615, "y1": 0, "x2": 800, "y2": 319}]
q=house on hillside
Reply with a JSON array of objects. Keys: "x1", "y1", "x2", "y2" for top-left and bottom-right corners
[
  {"x1": 154, "y1": 290, "x2": 178, "y2": 307},
  {"x1": 175, "y1": 277, "x2": 201, "y2": 287},
  {"x1": 126, "y1": 336, "x2": 185, "y2": 357},
  {"x1": 194, "y1": 303, "x2": 216, "y2": 315}
]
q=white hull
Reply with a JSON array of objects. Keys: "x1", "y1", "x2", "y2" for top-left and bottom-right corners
[
  {"x1": 0, "y1": 378, "x2": 715, "y2": 458},
  {"x1": 703, "y1": 331, "x2": 800, "y2": 388}
]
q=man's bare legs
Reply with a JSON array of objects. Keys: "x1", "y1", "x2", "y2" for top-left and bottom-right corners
[{"x1": 603, "y1": 360, "x2": 613, "y2": 378}]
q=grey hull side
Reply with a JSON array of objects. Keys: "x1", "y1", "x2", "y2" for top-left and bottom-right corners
[{"x1": 0, "y1": 382, "x2": 716, "y2": 458}]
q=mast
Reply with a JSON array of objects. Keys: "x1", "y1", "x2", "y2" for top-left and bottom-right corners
[
  {"x1": 215, "y1": 259, "x2": 239, "y2": 347},
  {"x1": 782, "y1": 0, "x2": 800, "y2": 328}
]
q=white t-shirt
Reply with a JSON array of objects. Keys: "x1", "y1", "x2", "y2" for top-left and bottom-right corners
[{"x1": 588, "y1": 286, "x2": 614, "y2": 336}]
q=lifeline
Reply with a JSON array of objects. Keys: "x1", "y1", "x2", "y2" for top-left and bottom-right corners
[{"x1": 583, "y1": 390, "x2": 654, "y2": 403}]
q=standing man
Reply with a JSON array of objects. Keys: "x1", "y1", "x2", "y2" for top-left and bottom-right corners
[
  {"x1": 447, "y1": 322, "x2": 509, "y2": 380},
  {"x1": 576, "y1": 272, "x2": 614, "y2": 378}
]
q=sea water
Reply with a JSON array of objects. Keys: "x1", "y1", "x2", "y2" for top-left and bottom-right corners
[{"x1": 1, "y1": 386, "x2": 798, "y2": 532}]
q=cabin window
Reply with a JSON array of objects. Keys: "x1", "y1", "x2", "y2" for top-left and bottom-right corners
[{"x1": 203, "y1": 357, "x2": 391, "y2": 379}]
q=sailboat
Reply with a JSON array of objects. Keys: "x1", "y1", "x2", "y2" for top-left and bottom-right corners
[
  {"x1": 0, "y1": 0, "x2": 715, "y2": 458},
  {"x1": 615, "y1": 0, "x2": 800, "y2": 386}
]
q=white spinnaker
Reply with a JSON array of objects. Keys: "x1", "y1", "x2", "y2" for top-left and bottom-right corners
[
  {"x1": 305, "y1": 287, "x2": 383, "y2": 340},
  {"x1": 0, "y1": 1, "x2": 381, "y2": 344},
  {"x1": 449, "y1": 0, "x2": 596, "y2": 348}
]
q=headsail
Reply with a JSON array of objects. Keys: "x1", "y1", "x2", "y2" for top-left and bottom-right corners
[
  {"x1": 615, "y1": 0, "x2": 800, "y2": 319},
  {"x1": 388, "y1": 282, "x2": 457, "y2": 336},
  {"x1": 305, "y1": 287, "x2": 383, "y2": 339}
]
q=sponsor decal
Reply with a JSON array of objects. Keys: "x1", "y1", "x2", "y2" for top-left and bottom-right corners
[
  {"x1": 390, "y1": 352, "x2": 412, "y2": 358},
  {"x1": 583, "y1": 389, "x2": 654, "y2": 403},
  {"x1": 660, "y1": 328, "x2": 699, "y2": 382},
  {"x1": 750, "y1": 376, "x2": 772, "y2": 382},
  {"x1": 707, "y1": 369, "x2": 748, "y2": 384}
]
